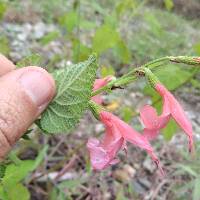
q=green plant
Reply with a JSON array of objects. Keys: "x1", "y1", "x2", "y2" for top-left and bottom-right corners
[
  {"x1": 0, "y1": 146, "x2": 48, "y2": 200},
  {"x1": 172, "y1": 141, "x2": 200, "y2": 200}
]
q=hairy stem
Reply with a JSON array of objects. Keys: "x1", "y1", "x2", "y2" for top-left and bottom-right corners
[
  {"x1": 91, "y1": 67, "x2": 145, "y2": 97},
  {"x1": 91, "y1": 55, "x2": 199, "y2": 97}
]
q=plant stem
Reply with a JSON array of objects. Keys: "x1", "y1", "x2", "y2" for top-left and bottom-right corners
[
  {"x1": 143, "y1": 56, "x2": 170, "y2": 69},
  {"x1": 91, "y1": 55, "x2": 198, "y2": 97},
  {"x1": 91, "y1": 67, "x2": 145, "y2": 97}
]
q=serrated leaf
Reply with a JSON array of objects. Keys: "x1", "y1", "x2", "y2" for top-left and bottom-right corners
[{"x1": 38, "y1": 54, "x2": 98, "y2": 133}]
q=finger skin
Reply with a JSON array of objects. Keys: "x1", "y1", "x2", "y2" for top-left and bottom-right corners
[
  {"x1": 0, "y1": 54, "x2": 15, "y2": 76},
  {"x1": 0, "y1": 66, "x2": 55, "y2": 160}
]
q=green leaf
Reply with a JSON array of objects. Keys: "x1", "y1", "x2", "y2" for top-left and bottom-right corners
[
  {"x1": 164, "y1": 0, "x2": 174, "y2": 11},
  {"x1": 193, "y1": 42, "x2": 200, "y2": 55},
  {"x1": 0, "y1": 1, "x2": 6, "y2": 20},
  {"x1": 92, "y1": 24, "x2": 130, "y2": 63},
  {"x1": 58, "y1": 11, "x2": 78, "y2": 33},
  {"x1": 121, "y1": 106, "x2": 134, "y2": 123},
  {"x1": 38, "y1": 54, "x2": 98, "y2": 133},
  {"x1": 101, "y1": 65, "x2": 115, "y2": 77},
  {"x1": 163, "y1": 119, "x2": 178, "y2": 141},
  {"x1": 0, "y1": 150, "x2": 48, "y2": 199},
  {"x1": 7, "y1": 183, "x2": 30, "y2": 200},
  {"x1": 193, "y1": 178, "x2": 200, "y2": 200},
  {"x1": 2, "y1": 160, "x2": 34, "y2": 187},
  {"x1": 0, "y1": 35, "x2": 10, "y2": 56},
  {"x1": 191, "y1": 79, "x2": 200, "y2": 89},
  {"x1": 115, "y1": 0, "x2": 136, "y2": 17},
  {"x1": 144, "y1": 13, "x2": 163, "y2": 37},
  {"x1": 155, "y1": 65, "x2": 196, "y2": 90},
  {"x1": 16, "y1": 54, "x2": 43, "y2": 68},
  {"x1": 72, "y1": 39, "x2": 92, "y2": 62},
  {"x1": 39, "y1": 31, "x2": 60, "y2": 45},
  {"x1": 0, "y1": 185, "x2": 8, "y2": 200},
  {"x1": 79, "y1": 20, "x2": 96, "y2": 30},
  {"x1": 114, "y1": 39, "x2": 131, "y2": 63},
  {"x1": 92, "y1": 24, "x2": 120, "y2": 55}
]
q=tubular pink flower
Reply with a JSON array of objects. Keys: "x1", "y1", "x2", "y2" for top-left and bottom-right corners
[
  {"x1": 91, "y1": 76, "x2": 113, "y2": 104},
  {"x1": 87, "y1": 116, "x2": 124, "y2": 170},
  {"x1": 141, "y1": 83, "x2": 194, "y2": 153},
  {"x1": 87, "y1": 111, "x2": 163, "y2": 174},
  {"x1": 140, "y1": 105, "x2": 170, "y2": 141}
]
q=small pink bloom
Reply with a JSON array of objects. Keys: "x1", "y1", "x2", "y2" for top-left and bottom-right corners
[
  {"x1": 140, "y1": 105, "x2": 170, "y2": 141},
  {"x1": 87, "y1": 111, "x2": 163, "y2": 174},
  {"x1": 141, "y1": 83, "x2": 194, "y2": 153},
  {"x1": 91, "y1": 76, "x2": 113, "y2": 104}
]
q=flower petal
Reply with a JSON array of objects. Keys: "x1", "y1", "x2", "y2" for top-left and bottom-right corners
[
  {"x1": 156, "y1": 83, "x2": 194, "y2": 152},
  {"x1": 91, "y1": 95, "x2": 103, "y2": 104},
  {"x1": 143, "y1": 128, "x2": 160, "y2": 141},
  {"x1": 92, "y1": 76, "x2": 113, "y2": 104},
  {"x1": 140, "y1": 105, "x2": 170, "y2": 131},
  {"x1": 107, "y1": 113, "x2": 163, "y2": 169},
  {"x1": 87, "y1": 112, "x2": 124, "y2": 170},
  {"x1": 87, "y1": 138, "x2": 110, "y2": 170},
  {"x1": 140, "y1": 105, "x2": 159, "y2": 129}
]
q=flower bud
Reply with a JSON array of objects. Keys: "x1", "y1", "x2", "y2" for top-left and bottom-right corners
[
  {"x1": 144, "y1": 68, "x2": 160, "y2": 88},
  {"x1": 170, "y1": 56, "x2": 200, "y2": 65}
]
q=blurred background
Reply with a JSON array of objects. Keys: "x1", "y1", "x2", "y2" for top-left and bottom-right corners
[{"x1": 0, "y1": 0, "x2": 200, "y2": 199}]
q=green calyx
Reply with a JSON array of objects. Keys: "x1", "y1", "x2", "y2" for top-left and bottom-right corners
[
  {"x1": 89, "y1": 101, "x2": 104, "y2": 120},
  {"x1": 170, "y1": 56, "x2": 200, "y2": 65},
  {"x1": 144, "y1": 67, "x2": 160, "y2": 88}
]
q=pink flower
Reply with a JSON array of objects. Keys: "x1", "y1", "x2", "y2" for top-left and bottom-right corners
[
  {"x1": 140, "y1": 83, "x2": 194, "y2": 153},
  {"x1": 91, "y1": 76, "x2": 113, "y2": 104},
  {"x1": 87, "y1": 111, "x2": 163, "y2": 174},
  {"x1": 140, "y1": 105, "x2": 170, "y2": 141}
]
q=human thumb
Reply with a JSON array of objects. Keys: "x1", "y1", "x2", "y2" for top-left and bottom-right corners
[{"x1": 0, "y1": 66, "x2": 55, "y2": 159}]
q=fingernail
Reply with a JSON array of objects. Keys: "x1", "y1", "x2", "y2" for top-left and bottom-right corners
[{"x1": 19, "y1": 69, "x2": 55, "y2": 107}]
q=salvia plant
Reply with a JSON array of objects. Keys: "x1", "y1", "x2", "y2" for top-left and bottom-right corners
[{"x1": 32, "y1": 54, "x2": 200, "y2": 175}]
